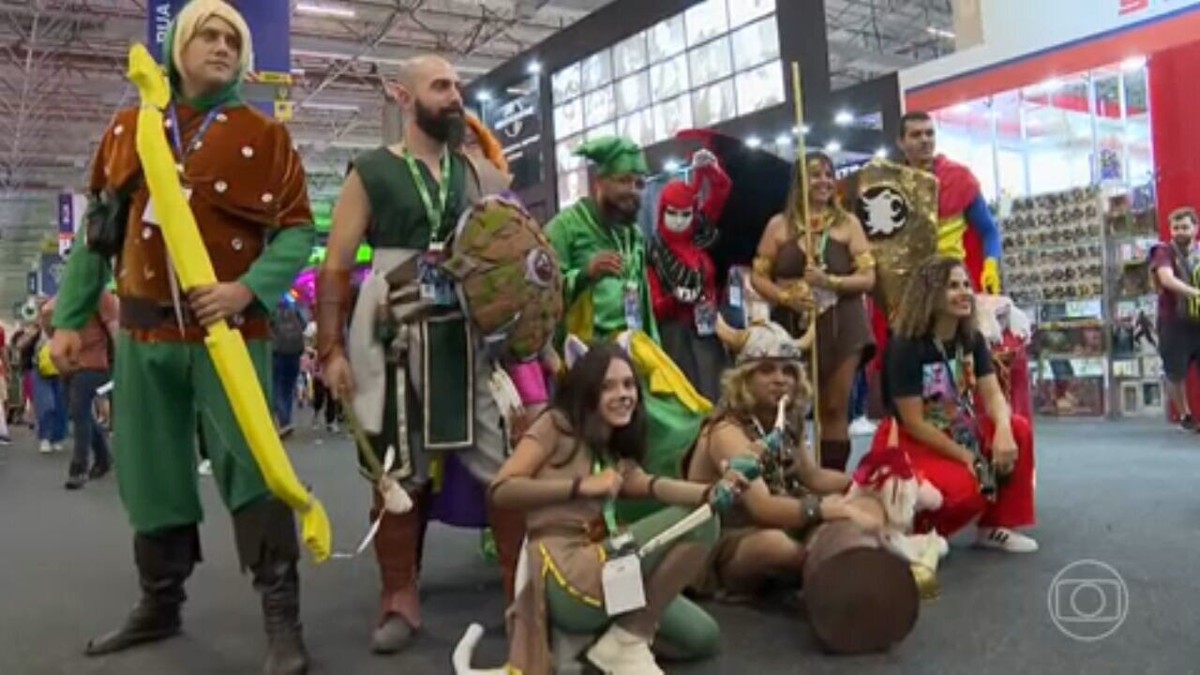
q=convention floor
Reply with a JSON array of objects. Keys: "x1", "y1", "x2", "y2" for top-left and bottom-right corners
[{"x1": 1, "y1": 416, "x2": 1197, "y2": 675}]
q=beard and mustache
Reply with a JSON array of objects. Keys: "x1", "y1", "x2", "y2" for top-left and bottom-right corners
[{"x1": 414, "y1": 97, "x2": 465, "y2": 146}]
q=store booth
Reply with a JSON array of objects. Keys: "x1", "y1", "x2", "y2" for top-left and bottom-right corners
[
  {"x1": 463, "y1": 0, "x2": 906, "y2": 266},
  {"x1": 899, "y1": 0, "x2": 1200, "y2": 421}
]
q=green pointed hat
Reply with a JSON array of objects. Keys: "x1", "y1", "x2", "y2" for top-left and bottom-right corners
[{"x1": 575, "y1": 135, "x2": 648, "y2": 177}]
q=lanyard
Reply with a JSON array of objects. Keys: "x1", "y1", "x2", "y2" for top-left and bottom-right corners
[
  {"x1": 167, "y1": 104, "x2": 224, "y2": 166},
  {"x1": 592, "y1": 455, "x2": 619, "y2": 535},
  {"x1": 403, "y1": 149, "x2": 452, "y2": 243}
]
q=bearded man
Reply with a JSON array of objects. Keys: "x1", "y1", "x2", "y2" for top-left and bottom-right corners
[
  {"x1": 317, "y1": 55, "x2": 524, "y2": 654},
  {"x1": 547, "y1": 136, "x2": 659, "y2": 344}
]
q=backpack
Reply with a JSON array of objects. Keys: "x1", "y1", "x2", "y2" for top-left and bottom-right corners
[{"x1": 272, "y1": 307, "x2": 307, "y2": 356}]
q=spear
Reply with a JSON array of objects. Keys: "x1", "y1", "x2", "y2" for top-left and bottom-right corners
[{"x1": 790, "y1": 61, "x2": 821, "y2": 462}]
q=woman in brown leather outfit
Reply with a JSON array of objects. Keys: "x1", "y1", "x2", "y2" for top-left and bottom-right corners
[{"x1": 750, "y1": 153, "x2": 876, "y2": 471}]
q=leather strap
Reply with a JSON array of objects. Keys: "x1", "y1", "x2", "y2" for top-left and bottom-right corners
[{"x1": 316, "y1": 267, "x2": 353, "y2": 365}]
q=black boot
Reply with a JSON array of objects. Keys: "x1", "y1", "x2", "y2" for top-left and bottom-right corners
[
  {"x1": 86, "y1": 525, "x2": 200, "y2": 656},
  {"x1": 234, "y1": 498, "x2": 309, "y2": 675}
]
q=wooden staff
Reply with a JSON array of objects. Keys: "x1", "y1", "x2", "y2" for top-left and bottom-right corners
[{"x1": 790, "y1": 61, "x2": 822, "y2": 459}]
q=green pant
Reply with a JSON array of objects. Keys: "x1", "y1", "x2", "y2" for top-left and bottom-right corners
[
  {"x1": 545, "y1": 506, "x2": 722, "y2": 660},
  {"x1": 113, "y1": 333, "x2": 272, "y2": 533}
]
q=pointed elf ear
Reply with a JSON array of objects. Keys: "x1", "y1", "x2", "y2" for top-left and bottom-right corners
[
  {"x1": 614, "y1": 330, "x2": 633, "y2": 356},
  {"x1": 563, "y1": 335, "x2": 589, "y2": 371}
]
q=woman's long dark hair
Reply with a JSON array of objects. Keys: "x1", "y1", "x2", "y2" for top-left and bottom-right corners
[
  {"x1": 893, "y1": 255, "x2": 979, "y2": 344},
  {"x1": 549, "y1": 341, "x2": 648, "y2": 468}
]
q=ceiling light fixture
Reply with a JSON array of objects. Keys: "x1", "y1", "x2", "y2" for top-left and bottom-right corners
[
  {"x1": 775, "y1": 133, "x2": 793, "y2": 146},
  {"x1": 925, "y1": 26, "x2": 956, "y2": 40},
  {"x1": 477, "y1": 91, "x2": 492, "y2": 102},
  {"x1": 874, "y1": 147, "x2": 888, "y2": 159},
  {"x1": 794, "y1": 124, "x2": 811, "y2": 135},
  {"x1": 745, "y1": 136, "x2": 762, "y2": 149},
  {"x1": 300, "y1": 101, "x2": 360, "y2": 112},
  {"x1": 664, "y1": 158, "x2": 681, "y2": 172},
  {"x1": 952, "y1": 102, "x2": 971, "y2": 114},
  {"x1": 528, "y1": 60, "x2": 543, "y2": 75},
  {"x1": 825, "y1": 141, "x2": 842, "y2": 153},
  {"x1": 296, "y1": 2, "x2": 356, "y2": 18},
  {"x1": 834, "y1": 110, "x2": 853, "y2": 126}
]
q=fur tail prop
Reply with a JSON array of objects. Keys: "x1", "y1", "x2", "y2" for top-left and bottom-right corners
[{"x1": 452, "y1": 623, "x2": 508, "y2": 675}]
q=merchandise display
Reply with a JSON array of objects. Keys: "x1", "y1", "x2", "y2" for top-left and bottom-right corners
[
  {"x1": 1001, "y1": 186, "x2": 1105, "y2": 305},
  {"x1": 1005, "y1": 183, "x2": 1163, "y2": 419}
]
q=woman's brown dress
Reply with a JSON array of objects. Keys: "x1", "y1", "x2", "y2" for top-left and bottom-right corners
[{"x1": 771, "y1": 234, "x2": 875, "y2": 384}]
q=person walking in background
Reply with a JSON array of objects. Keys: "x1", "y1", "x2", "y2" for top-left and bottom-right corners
[
  {"x1": 308, "y1": 348, "x2": 339, "y2": 433},
  {"x1": 29, "y1": 303, "x2": 67, "y2": 454},
  {"x1": 45, "y1": 291, "x2": 118, "y2": 489},
  {"x1": 270, "y1": 299, "x2": 307, "y2": 438},
  {"x1": 0, "y1": 322, "x2": 11, "y2": 445}
]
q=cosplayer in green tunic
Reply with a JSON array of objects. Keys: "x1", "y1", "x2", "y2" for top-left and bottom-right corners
[
  {"x1": 546, "y1": 136, "x2": 660, "y2": 345},
  {"x1": 49, "y1": 2, "x2": 315, "y2": 672}
]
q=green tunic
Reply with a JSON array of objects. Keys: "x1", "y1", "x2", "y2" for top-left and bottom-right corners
[
  {"x1": 545, "y1": 198, "x2": 659, "y2": 345},
  {"x1": 53, "y1": 228, "x2": 314, "y2": 534},
  {"x1": 352, "y1": 146, "x2": 468, "y2": 248}
]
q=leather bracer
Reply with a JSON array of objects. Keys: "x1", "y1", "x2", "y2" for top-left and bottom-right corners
[{"x1": 316, "y1": 267, "x2": 353, "y2": 365}]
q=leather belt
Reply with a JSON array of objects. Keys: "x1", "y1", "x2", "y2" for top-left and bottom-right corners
[{"x1": 120, "y1": 296, "x2": 264, "y2": 330}]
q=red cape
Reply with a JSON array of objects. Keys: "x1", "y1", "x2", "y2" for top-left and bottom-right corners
[{"x1": 933, "y1": 155, "x2": 986, "y2": 288}]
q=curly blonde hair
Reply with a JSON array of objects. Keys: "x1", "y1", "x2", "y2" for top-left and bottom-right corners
[
  {"x1": 715, "y1": 361, "x2": 812, "y2": 435},
  {"x1": 893, "y1": 255, "x2": 978, "y2": 342}
]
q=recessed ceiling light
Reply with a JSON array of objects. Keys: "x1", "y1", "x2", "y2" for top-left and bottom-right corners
[
  {"x1": 664, "y1": 159, "x2": 681, "y2": 172},
  {"x1": 834, "y1": 110, "x2": 853, "y2": 126},
  {"x1": 874, "y1": 147, "x2": 888, "y2": 159},
  {"x1": 745, "y1": 136, "x2": 762, "y2": 149},
  {"x1": 825, "y1": 141, "x2": 842, "y2": 153},
  {"x1": 527, "y1": 61, "x2": 543, "y2": 75},
  {"x1": 477, "y1": 91, "x2": 492, "y2": 102},
  {"x1": 775, "y1": 133, "x2": 793, "y2": 146}
]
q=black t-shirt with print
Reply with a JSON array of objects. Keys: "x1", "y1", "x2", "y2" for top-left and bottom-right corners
[{"x1": 884, "y1": 330, "x2": 995, "y2": 431}]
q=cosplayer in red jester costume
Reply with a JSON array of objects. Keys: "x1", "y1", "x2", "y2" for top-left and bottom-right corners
[{"x1": 648, "y1": 148, "x2": 732, "y2": 402}]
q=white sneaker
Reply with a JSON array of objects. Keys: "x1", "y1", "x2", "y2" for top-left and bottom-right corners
[
  {"x1": 585, "y1": 624, "x2": 663, "y2": 675},
  {"x1": 976, "y1": 527, "x2": 1039, "y2": 553},
  {"x1": 197, "y1": 459, "x2": 213, "y2": 476},
  {"x1": 849, "y1": 416, "x2": 878, "y2": 436},
  {"x1": 328, "y1": 422, "x2": 340, "y2": 434},
  {"x1": 39, "y1": 440, "x2": 52, "y2": 454}
]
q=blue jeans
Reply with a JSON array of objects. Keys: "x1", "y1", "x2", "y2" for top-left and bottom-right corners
[
  {"x1": 33, "y1": 372, "x2": 68, "y2": 443},
  {"x1": 849, "y1": 367, "x2": 868, "y2": 421},
  {"x1": 272, "y1": 352, "x2": 301, "y2": 427},
  {"x1": 68, "y1": 369, "x2": 111, "y2": 472}
]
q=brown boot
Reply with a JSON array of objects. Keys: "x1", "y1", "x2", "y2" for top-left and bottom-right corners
[
  {"x1": 819, "y1": 439, "x2": 852, "y2": 472},
  {"x1": 487, "y1": 503, "x2": 526, "y2": 604},
  {"x1": 233, "y1": 499, "x2": 309, "y2": 675},
  {"x1": 86, "y1": 525, "x2": 200, "y2": 656},
  {"x1": 370, "y1": 489, "x2": 428, "y2": 654}
]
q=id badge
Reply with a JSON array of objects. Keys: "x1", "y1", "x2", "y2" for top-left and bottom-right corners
[
  {"x1": 623, "y1": 283, "x2": 642, "y2": 331},
  {"x1": 419, "y1": 248, "x2": 456, "y2": 307},
  {"x1": 142, "y1": 188, "x2": 192, "y2": 227},
  {"x1": 694, "y1": 300, "x2": 717, "y2": 336},
  {"x1": 601, "y1": 554, "x2": 647, "y2": 616}
]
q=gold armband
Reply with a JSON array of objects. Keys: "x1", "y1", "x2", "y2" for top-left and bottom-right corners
[
  {"x1": 752, "y1": 255, "x2": 773, "y2": 276},
  {"x1": 853, "y1": 251, "x2": 877, "y2": 271}
]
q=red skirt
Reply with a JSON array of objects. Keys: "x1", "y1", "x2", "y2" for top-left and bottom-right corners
[{"x1": 866, "y1": 415, "x2": 1037, "y2": 537}]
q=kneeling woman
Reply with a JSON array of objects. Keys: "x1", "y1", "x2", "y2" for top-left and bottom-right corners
[
  {"x1": 490, "y1": 341, "x2": 746, "y2": 674},
  {"x1": 868, "y1": 256, "x2": 1037, "y2": 552},
  {"x1": 685, "y1": 319, "x2": 885, "y2": 596}
]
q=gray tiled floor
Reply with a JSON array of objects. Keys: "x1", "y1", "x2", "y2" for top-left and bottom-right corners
[{"x1": 1, "y1": 416, "x2": 1197, "y2": 674}]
